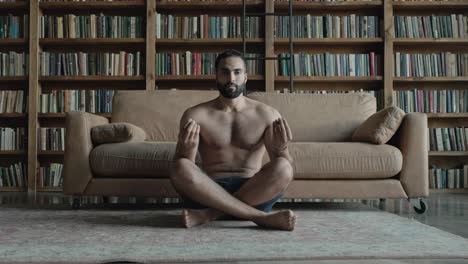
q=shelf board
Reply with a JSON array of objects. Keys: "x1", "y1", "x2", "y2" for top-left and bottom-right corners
[
  {"x1": 0, "y1": 150, "x2": 26, "y2": 156},
  {"x1": 156, "y1": 0, "x2": 263, "y2": 10},
  {"x1": 430, "y1": 188, "x2": 468, "y2": 194},
  {"x1": 393, "y1": 1, "x2": 468, "y2": 11},
  {"x1": 426, "y1": 113, "x2": 468, "y2": 118},
  {"x1": 394, "y1": 38, "x2": 468, "y2": 46},
  {"x1": 0, "y1": 187, "x2": 27, "y2": 192},
  {"x1": 156, "y1": 75, "x2": 264, "y2": 81},
  {"x1": 39, "y1": 0, "x2": 145, "y2": 11},
  {"x1": 0, "y1": 113, "x2": 26, "y2": 118},
  {"x1": 275, "y1": 1, "x2": 383, "y2": 11},
  {"x1": 394, "y1": 77, "x2": 468, "y2": 82},
  {"x1": 156, "y1": 38, "x2": 264, "y2": 45},
  {"x1": 40, "y1": 38, "x2": 145, "y2": 47},
  {"x1": 0, "y1": 76, "x2": 27, "y2": 83},
  {"x1": 0, "y1": 2, "x2": 28, "y2": 11},
  {"x1": 38, "y1": 112, "x2": 111, "y2": 118},
  {"x1": 275, "y1": 38, "x2": 383, "y2": 45},
  {"x1": 275, "y1": 76, "x2": 383, "y2": 82},
  {"x1": 0, "y1": 38, "x2": 27, "y2": 47},
  {"x1": 429, "y1": 151, "x2": 468, "y2": 156},
  {"x1": 39, "y1": 76, "x2": 145, "y2": 82},
  {"x1": 36, "y1": 186, "x2": 63, "y2": 192},
  {"x1": 38, "y1": 151, "x2": 65, "y2": 156}
]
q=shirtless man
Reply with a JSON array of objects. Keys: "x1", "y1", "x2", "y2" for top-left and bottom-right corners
[{"x1": 170, "y1": 50, "x2": 296, "y2": 231}]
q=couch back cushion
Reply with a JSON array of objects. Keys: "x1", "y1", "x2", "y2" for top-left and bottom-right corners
[
  {"x1": 112, "y1": 90, "x2": 219, "y2": 141},
  {"x1": 247, "y1": 92, "x2": 376, "y2": 142}
]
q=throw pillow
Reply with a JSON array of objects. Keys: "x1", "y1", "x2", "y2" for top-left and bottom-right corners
[
  {"x1": 351, "y1": 106, "x2": 406, "y2": 144},
  {"x1": 91, "y1": 123, "x2": 147, "y2": 145}
]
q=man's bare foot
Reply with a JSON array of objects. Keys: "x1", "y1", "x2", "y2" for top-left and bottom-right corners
[
  {"x1": 182, "y1": 208, "x2": 219, "y2": 228},
  {"x1": 253, "y1": 210, "x2": 296, "y2": 231}
]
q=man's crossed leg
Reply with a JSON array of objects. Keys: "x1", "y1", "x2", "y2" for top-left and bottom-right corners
[{"x1": 170, "y1": 157, "x2": 296, "y2": 231}]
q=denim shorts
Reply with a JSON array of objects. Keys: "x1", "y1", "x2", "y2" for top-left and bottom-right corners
[{"x1": 181, "y1": 176, "x2": 283, "y2": 213}]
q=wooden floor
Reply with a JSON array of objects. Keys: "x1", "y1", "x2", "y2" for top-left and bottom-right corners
[{"x1": 0, "y1": 191, "x2": 467, "y2": 264}]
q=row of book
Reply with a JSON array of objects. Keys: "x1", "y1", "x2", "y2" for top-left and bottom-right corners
[
  {"x1": 0, "y1": 127, "x2": 26, "y2": 151},
  {"x1": 39, "y1": 90, "x2": 115, "y2": 113},
  {"x1": 156, "y1": 52, "x2": 263, "y2": 75},
  {"x1": 0, "y1": 52, "x2": 28, "y2": 77},
  {"x1": 0, "y1": 15, "x2": 28, "y2": 39},
  {"x1": 0, "y1": 162, "x2": 26, "y2": 188},
  {"x1": 394, "y1": 52, "x2": 468, "y2": 77},
  {"x1": 156, "y1": 14, "x2": 262, "y2": 39},
  {"x1": 40, "y1": 15, "x2": 144, "y2": 38},
  {"x1": 393, "y1": 89, "x2": 468, "y2": 113},
  {"x1": 430, "y1": 166, "x2": 468, "y2": 189},
  {"x1": 275, "y1": 15, "x2": 380, "y2": 38},
  {"x1": 276, "y1": 52, "x2": 381, "y2": 77},
  {"x1": 429, "y1": 127, "x2": 468, "y2": 152},
  {"x1": 40, "y1": 52, "x2": 143, "y2": 76},
  {"x1": 38, "y1": 128, "x2": 65, "y2": 151},
  {"x1": 394, "y1": 15, "x2": 468, "y2": 38},
  {"x1": 0, "y1": 90, "x2": 27, "y2": 113},
  {"x1": 38, "y1": 163, "x2": 63, "y2": 187}
]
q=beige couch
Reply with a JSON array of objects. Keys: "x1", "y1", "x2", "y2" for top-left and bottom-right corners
[{"x1": 63, "y1": 90, "x2": 429, "y2": 212}]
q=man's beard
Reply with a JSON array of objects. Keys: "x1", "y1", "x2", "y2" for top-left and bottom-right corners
[{"x1": 217, "y1": 81, "x2": 246, "y2": 99}]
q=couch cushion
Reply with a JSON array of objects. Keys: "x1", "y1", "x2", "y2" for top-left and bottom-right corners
[
  {"x1": 90, "y1": 142, "x2": 200, "y2": 178},
  {"x1": 91, "y1": 122, "x2": 146, "y2": 145},
  {"x1": 247, "y1": 92, "x2": 376, "y2": 142},
  {"x1": 289, "y1": 142, "x2": 402, "y2": 179},
  {"x1": 351, "y1": 106, "x2": 406, "y2": 144}
]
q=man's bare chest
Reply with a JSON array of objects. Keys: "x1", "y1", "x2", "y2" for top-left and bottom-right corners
[{"x1": 199, "y1": 114, "x2": 266, "y2": 150}]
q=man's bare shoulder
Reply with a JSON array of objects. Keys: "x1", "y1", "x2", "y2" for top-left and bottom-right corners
[
  {"x1": 182, "y1": 99, "x2": 216, "y2": 121},
  {"x1": 247, "y1": 97, "x2": 281, "y2": 121}
]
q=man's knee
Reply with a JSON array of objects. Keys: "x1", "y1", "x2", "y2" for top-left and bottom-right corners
[
  {"x1": 271, "y1": 157, "x2": 294, "y2": 184},
  {"x1": 170, "y1": 158, "x2": 199, "y2": 185}
]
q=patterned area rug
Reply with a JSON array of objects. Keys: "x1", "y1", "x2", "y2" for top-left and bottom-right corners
[{"x1": 1, "y1": 203, "x2": 468, "y2": 263}]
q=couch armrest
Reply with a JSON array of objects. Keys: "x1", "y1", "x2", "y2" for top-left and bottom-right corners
[
  {"x1": 389, "y1": 113, "x2": 429, "y2": 198},
  {"x1": 63, "y1": 111, "x2": 110, "y2": 195}
]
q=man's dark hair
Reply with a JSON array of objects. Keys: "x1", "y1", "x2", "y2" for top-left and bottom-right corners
[{"x1": 215, "y1": 49, "x2": 247, "y2": 72}]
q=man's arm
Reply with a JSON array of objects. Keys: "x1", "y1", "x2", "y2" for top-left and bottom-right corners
[
  {"x1": 174, "y1": 110, "x2": 200, "y2": 163},
  {"x1": 264, "y1": 116, "x2": 294, "y2": 165}
]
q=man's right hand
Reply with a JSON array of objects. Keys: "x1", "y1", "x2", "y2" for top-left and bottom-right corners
[{"x1": 175, "y1": 118, "x2": 200, "y2": 162}]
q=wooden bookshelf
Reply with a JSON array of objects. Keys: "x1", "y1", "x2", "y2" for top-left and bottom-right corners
[
  {"x1": 0, "y1": 151, "x2": 26, "y2": 156},
  {"x1": 0, "y1": 39, "x2": 28, "y2": 47},
  {"x1": 426, "y1": 113, "x2": 468, "y2": 119},
  {"x1": 36, "y1": 186, "x2": 62, "y2": 192},
  {"x1": 393, "y1": 1, "x2": 468, "y2": 12},
  {"x1": 430, "y1": 188, "x2": 468, "y2": 194},
  {"x1": 1, "y1": 0, "x2": 467, "y2": 194},
  {"x1": 0, "y1": 187, "x2": 27, "y2": 192},
  {"x1": 38, "y1": 151, "x2": 65, "y2": 156},
  {"x1": 39, "y1": 0, "x2": 146, "y2": 11},
  {"x1": 0, "y1": 1, "x2": 29, "y2": 192},
  {"x1": 0, "y1": 113, "x2": 27, "y2": 118},
  {"x1": 156, "y1": 0, "x2": 264, "y2": 10},
  {"x1": 275, "y1": 76, "x2": 383, "y2": 82},
  {"x1": 38, "y1": 113, "x2": 112, "y2": 119},
  {"x1": 0, "y1": 2, "x2": 28, "y2": 11},
  {"x1": 429, "y1": 151, "x2": 468, "y2": 157},
  {"x1": 394, "y1": 77, "x2": 468, "y2": 82},
  {"x1": 0, "y1": 77, "x2": 28, "y2": 83},
  {"x1": 39, "y1": 76, "x2": 145, "y2": 82},
  {"x1": 275, "y1": 1, "x2": 383, "y2": 12},
  {"x1": 156, "y1": 75, "x2": 264, "y2": 81},
  {"x1": 40, "y1": 38, "x2": 146, "y2": 48}
]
